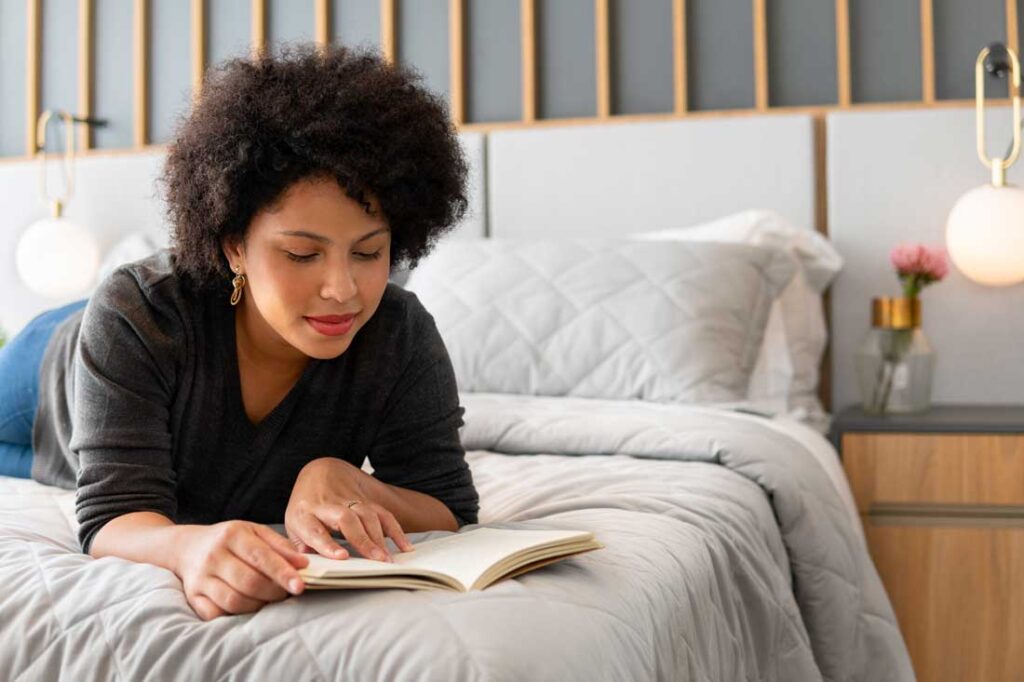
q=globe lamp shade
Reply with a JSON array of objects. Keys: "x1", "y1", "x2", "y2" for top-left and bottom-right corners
[
  {"x1": 945, "y1": 184, "x2": 1024, "y2": 286},
  {"x1": 15, "y1": 217, "x2": 100, "y2": 298}
]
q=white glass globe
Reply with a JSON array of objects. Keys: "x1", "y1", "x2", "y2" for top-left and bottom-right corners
[
  {"x1": 15, "y1": 217, "x2": 100, "y2": 298},
  {"x1": 946, "y1": 184, "x2": 1024, "y2": 286}
]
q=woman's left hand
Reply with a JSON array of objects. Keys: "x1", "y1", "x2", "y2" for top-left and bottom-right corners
[{"x1": 285, "y1": 457, "x2": 415, "y2": 562}]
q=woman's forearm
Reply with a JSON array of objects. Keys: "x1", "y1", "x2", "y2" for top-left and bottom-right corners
[
  {"x1": 88, "y1": 511, "x2": 196, "y2": 574},
  {"x1": 371, "y1": 482, "x2": 459, "y2": 534}
]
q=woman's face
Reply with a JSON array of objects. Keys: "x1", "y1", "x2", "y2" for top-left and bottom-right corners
[{"x1": 223, "y1": 176, "x2": 392, "y2": 361}]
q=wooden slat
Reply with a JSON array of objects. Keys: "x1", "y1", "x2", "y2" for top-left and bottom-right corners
[
  {"x1": 380, "y1": 0, "x2": 395, "y2": 63},
  {"x1": 26, "y1": 0, "x2": 40, "y2": 156},
  {"x1": 78, "y1": 0, "x2": 93, "y2": 151},
  {"x1": 835, "y1": 0, "x2": 851, "y2": 106},
  {"x1": 1008, "y1": 0, "x2": 1020, "y2": 61},
  {"x1": 133, "y1": 0, "x2": 148, "y2": 148},
  {"x1": 752, "y1": 0, "x2": 768, "y2": 110},
  {"x1": 920, "y1": 0, "x2": 935, "y2": 102},
  {"x1": 595, "y1": 0, "x2": 610, "y2": 117},
  {"x1": 449, "y1": 0, "x2": 464, "y2": 125},
  {"x1": 521, "y1": 0, "x2": 536, "y2": 122},
  {"x1": 191, "y1": 0, "x2": 205, "y2": 102},
  {"x1": 672, "y1": 0, "x2": 687, "y2": 115},
  {"x1": 315, "y1": 0, "x2": 329, "y2": 49},
  {"x1": 251, "y1": 0, "x2": 265, "y2": 55}
]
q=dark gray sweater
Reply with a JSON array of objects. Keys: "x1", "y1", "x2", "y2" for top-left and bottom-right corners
[{"x1": 32, "y1": 249, "x2": 479, "y2": 554}]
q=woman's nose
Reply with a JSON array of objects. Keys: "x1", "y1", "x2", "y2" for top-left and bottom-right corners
[{"x1": 320, "y1": 265, "x2": 358, "y2": 301}]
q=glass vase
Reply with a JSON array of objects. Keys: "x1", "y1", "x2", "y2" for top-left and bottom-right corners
[{"x1": 853, "y1": 297, "x2": 935, "y2": 415}]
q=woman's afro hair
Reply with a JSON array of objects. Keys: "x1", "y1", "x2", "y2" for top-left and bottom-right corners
[{"x1": 160, "y1": 42, "x2": 469, "y2": 292}]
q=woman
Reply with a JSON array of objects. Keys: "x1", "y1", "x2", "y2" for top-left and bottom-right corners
[{"x1": 0, "y1": 44, "x2": 479, "y2": 621}]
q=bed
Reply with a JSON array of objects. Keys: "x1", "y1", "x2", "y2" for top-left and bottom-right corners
[{"x1": 0, "y1": 114, "x2": 914, "y2": 680}]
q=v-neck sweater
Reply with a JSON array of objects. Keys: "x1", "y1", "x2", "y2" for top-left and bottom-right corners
[{"x1": 31, "y1": 249, "x2": 479, "y2": 554}]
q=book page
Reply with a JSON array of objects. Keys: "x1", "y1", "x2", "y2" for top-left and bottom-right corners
[{"x1": 303, "y1": 527, "x2": 594, "y2": 590}]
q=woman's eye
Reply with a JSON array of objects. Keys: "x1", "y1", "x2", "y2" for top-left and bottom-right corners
[
  {"x1": 355, "y1": 250, "x2": 383, "y2": 260},
  {"x1": 286, "y1": 252, "x2": 317, "y2": 262}
]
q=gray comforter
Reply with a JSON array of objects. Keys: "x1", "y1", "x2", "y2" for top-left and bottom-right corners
[{"x1": 0, "y1": 393, "x2": 912, "y2": 681}]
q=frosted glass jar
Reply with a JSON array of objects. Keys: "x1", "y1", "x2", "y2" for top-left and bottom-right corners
[{"x1": 853, "y1": 297, "x2": 935, "y2": 415}]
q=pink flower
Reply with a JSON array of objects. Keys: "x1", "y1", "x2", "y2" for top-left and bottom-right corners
[{"x1": 890, "y1": 243, "x2": 948, "y2": 281}]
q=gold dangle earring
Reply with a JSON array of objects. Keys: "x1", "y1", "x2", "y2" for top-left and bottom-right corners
[{"x1": 230, "y1": 265, "x2": 246, "y2": 306}]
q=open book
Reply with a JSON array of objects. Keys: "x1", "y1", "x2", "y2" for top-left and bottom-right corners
[{"x1": 298, "y1": 527, "x2": 604, "y2": 592}]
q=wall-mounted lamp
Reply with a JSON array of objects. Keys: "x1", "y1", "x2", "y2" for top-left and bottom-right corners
[
  {"x1": 945, "y1": 43, "x2": 1024, "y2": 286},
  {"x1": 15, "y1": 110, "x2": 106, "y2": 299}
]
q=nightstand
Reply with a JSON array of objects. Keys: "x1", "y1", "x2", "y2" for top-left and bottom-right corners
[{"x1": 831, "y1": 404, "x2": 1024, "y2": 682}]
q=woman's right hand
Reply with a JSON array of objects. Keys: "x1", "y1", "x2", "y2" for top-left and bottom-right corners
[{"x1": 174, "y1": 520, "x2": 310, "y2": 621}]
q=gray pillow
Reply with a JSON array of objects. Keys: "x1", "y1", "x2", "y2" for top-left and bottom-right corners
[{"x1": 405, "y1": 237, "x2": 797, "y2": 404}]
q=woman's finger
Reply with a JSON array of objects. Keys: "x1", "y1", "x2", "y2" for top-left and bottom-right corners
[
  {"x1": 333, "y1": 507, "x2": 390, "y2": 562},
  {"x1": 377, "y1": 510, "x2": 415, "y2": 553},
  {"x1": 253, "y1": 524, "x2": 311, "y2": 569},
  {"x1": 202, "y1": 576, "x2": 264, "y2": 615},
  {"x1": 189, "y1": 593, "x2": 225, "y2": 621},
  {"x1": 293, "y1": 513, "x2": 350, "y2": 560},
  {"x1": 227, "y1": 527, "x2": 307, "y2": 596},
  {"x1": 217, "y1": 553, "x2": 289, "y2": 603},
  {"x1": 353, "y1": 505, "x2": 389, "y2": 557}
]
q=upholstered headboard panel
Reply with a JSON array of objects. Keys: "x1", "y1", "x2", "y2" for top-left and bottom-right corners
[{"x1": 485, "y1": 114, "x2": 818, "y2": 238}]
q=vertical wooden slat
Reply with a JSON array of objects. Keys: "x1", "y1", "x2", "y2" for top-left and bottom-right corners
[
  {"x1": 673, "y1": 0, "x2": 687, "y2": 115},
  {"x1": 133, "y1": 0, "x2": 148, "y2": 148},
  {"x1": 835, "y1": 0, "x2": 851, "y2": 106},
  {"x1": 251, "y1": 0, "x2": 265, "y2": 55},
  {"x1": 449, "y1": 0, "x2": 464, "y2": 125},
  {"x1": 595, "y1": 0, "x2": 610, "y2": 117},
  {"x1": 192, "y1": 0, "x2": 205, "y2": 102},
  {"x1": 26, "y1": 0, "x2": 40, "y2": 156},
  {"x1": 78, "y1": 0, "x2": 93, "y2": 151},
  {"x1": 315, "y1": 0, "x2": 329, "y2": 49},
  {"x1": 521, "y1": 0, "x2": 535, "y2": 122},
  {"x1": 380, "y1": 0, "x2": 395, "y2": 63},
  {"x1": 752, "y1": 0, "x2": 768, "y2": 110},
  {"x1": 1008, "y1": 0, "x2": 1020, "y2": 59},
  {"x1": 920, "y1": 0, "x2": 935, "y2": 103}
]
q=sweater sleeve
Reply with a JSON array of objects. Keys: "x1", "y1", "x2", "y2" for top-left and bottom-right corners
[
  {"x1": 366, "y1": 312, "x2": 479, "y2": 529},
  {"x1": 71, "y1": 269, "x2": 181, "y2": 554}
]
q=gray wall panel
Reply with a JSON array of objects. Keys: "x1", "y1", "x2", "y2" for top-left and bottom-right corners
[
  {"x1": 687, "y1": 0, "x2": 754, "y2": 110},
  {"x1": 537, "y1": 0, "x2": 595, "y2": 119},
  {"x1": 767, "y1": 0, "x2": 837, "y2": 106},
  {"x1": 267, "y1": 0, "x2": 314, "y2": 48},
  {"x1": 466, "y1": 0, "x2": 520, "y2": 123},
  {"x1": 93, "y1": 0, "x2": 134, "y2": 149},
  {"x1": 41, "y1": 0, "x2": 78, "y2": 126},
  {"x1": 0, "y1": 0, "x2": 27, "y2": 156},
  {"x1": 609, "y1": 0, "x2": 673, "y2": 115},
  {"x1": 208, "y1": 0, "x2": 251, "y2": 68},
  {"x1": 150, "y1": 0, "x2": 192, "y2": 144},
  {"x1": 849, "y1": 0, "x2": 921, "y2": 103},
  {"x1": 397, "y1": 0, "x2": 449, "y2": 104},
  {"x1": 332, "y1": 0, "x2": 380, "y2": 51},
  {"x1": 933, "y1": 0, "x2": 1005, "y2": 100}
]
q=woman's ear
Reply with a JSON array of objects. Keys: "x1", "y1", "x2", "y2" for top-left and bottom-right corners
[{"x1": 222, "y1": 235, "x2": 244, "y2": 271}]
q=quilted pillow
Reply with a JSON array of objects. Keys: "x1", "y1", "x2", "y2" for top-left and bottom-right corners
[{"x1": 404, "y1": 238, "x2": 797, "y2": 404}]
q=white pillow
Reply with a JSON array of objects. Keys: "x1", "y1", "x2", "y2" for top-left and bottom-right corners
[
  {"x1": 632, "y1": 209, "x2": 843, "y2": 428},
  {"x1": 405, "y1": 237, "x2": 797, "y2": 404}
]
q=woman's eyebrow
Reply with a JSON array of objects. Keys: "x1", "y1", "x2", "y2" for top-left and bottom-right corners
[{"x1": 278, "y1": 227, "x2": 389, "y2": 244}]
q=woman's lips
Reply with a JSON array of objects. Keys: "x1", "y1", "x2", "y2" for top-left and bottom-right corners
[{"x1": 305, "y1": 314, "x2": 356, "y2": 337}]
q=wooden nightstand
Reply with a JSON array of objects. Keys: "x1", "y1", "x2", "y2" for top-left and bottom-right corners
[{"x1": 831, "y1": 404, "x2": 1024, "y2": 682}]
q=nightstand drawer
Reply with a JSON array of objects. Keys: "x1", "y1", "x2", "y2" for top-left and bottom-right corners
[{"x1": 843, "y1": 433, "x2": 1024, "y2": 512}]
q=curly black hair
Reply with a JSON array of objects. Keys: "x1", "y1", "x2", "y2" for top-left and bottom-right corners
[{"x1": 160, "y1": 42, "x2": 469, "y2": 292}]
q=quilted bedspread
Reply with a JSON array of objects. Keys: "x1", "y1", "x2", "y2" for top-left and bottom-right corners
[{"x1": 0, "y1": 394, "x2": 912, "y2": 681}]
